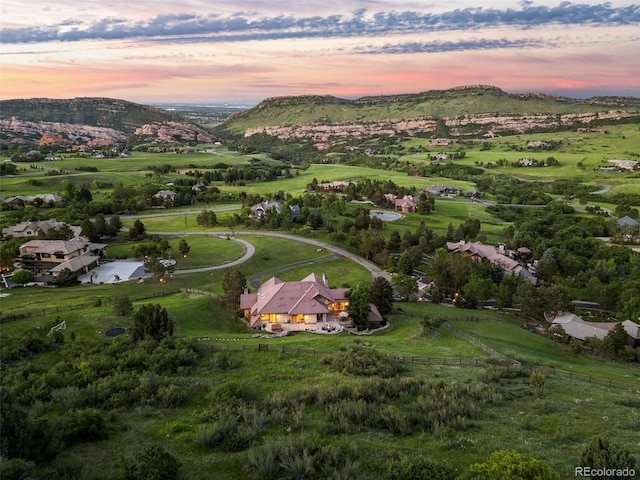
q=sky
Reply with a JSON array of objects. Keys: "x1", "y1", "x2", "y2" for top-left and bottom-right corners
[{"x1": 1, "y1": 0, "x2": 639, "y2": 104}]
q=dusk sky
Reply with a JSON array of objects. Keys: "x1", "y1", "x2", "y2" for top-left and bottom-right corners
[{"x1": 1, "y1": 0, "x2": 639, "y2": 104}]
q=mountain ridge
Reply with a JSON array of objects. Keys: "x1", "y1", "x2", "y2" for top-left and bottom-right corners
[
  {"x1": 2, "y1": 86, "x2": 639, "y2": 147},
  {"x1": 220, "y1": 85, "x2": 640, "y2": 138}
]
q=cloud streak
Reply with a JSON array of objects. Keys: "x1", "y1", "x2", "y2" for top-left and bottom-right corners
[{"x1": 2, "y1": 3, "x2": 639, "y2": 44}]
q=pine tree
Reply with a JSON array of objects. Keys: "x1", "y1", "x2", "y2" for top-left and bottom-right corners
[
  {"x1": 131, "y1": 304, "x2": 173, "y2": 342},
  {"x1": 370, "y1": 276, "x2": 394, "y2": 316},
  {"x1": 222, "y1": 270, "x2": 247, "y2": 311},
  {"x1": 347, "y1": 283, "x2": 371, "y2": 331}
]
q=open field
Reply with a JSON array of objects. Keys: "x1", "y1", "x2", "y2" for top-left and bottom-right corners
[{"x1": 3, "y1": 285, "x2": 639, "y2": 479}]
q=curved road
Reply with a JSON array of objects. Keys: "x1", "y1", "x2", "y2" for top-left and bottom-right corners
[{"x1": 136, "y1": 226, "x2": 391, "y2": 281}]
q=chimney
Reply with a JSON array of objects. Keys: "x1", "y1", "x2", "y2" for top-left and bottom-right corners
[{"x1": 322, "y1": 273, "x2": 328, "y2": 287}]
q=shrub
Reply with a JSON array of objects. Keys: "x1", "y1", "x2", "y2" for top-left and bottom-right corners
[
  {"x1": 580, "y1": 436, "x2": 636, "y2": 479},
  {"x1": 53, "y1": 408, "x2": 109, "y2": 446},
  {"x1": 320, "y1": 342, "x2": 402, "y2": 377},
  {"x1": 462, "y1": 449, "x2": 559, "y2": 479},
  {"x1": 123, "y1": 445, "x2": 181, "y2": 480},
  {"x1": 113, "y1": 295, "x2": 133, "y2": 316},
  {"x1": 386, "y1": 457, "x2": 457, "y2": 480}
]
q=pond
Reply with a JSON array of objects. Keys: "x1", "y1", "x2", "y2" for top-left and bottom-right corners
[
  {"x1": 105, "y1": 327, "x2": 126, "y2": 337},
  {"x1": 369, "y1": 210, "x2": 402, "y2": 221}
]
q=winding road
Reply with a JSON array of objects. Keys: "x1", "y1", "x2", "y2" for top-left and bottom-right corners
[{"x1": 125, "y1": 214, "x2": 391, "y2": 281}]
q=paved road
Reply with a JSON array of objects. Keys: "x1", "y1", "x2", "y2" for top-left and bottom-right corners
[
  {"x1": 173, "y1": 236, "x2": 255, "y2": 275},
  {"x1": 137, "y1": 226, "x2": 391, "y2": 281},
  {"x1": 248, "y1": 253, "x2": 343, "y2": 287},
  {"x1": 120, "y1": 205, "x2": 241, "y2": 219}
]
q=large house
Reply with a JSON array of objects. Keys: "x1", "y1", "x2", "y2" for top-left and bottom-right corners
[
  {"x1": 2, "y1": 194, "x2": 65, "y2": 207},
  {"x1": 250, "y1": 200, "x2": 300, "y2": 218},
  {"x1": 152, "y1": 190, "x2": 177, "y2": 204},
  {"x1": 422, "y1": 185, "x2": 462, "y2": 197},
  {"x1": 549, "y1": 313, "x2": 640, "y2": 347},
  {"x1": 2, "y1": 218, "x2": 81, "y2": 240},
  {"x1": 17, "y1": 239, "x2": 106, "y2": 277},
  {"x1": 548, "y1": 312, "x2": 616, "y2": 341},
  {"x1": 240, "y1": 273, "x2": 382, "y2": 332},
  {"x1": 446, "y1": 240, "x2": 537, "y2": 284},
  {"x1": 384, "y1": 194, "x2": 417, "y2": 213},
  {"x1": 317, "y1": 180, "x2": 353, "y2": 191}
]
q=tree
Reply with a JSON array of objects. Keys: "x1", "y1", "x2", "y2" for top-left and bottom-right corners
[
  {"x1": 417, "y1": 193, "x2": 434, "y2": 215},
  {"x1": 10, "y1": 269, "x2": 35, "y2": 285},
  {"x1": 392, "y1": 274, "x2": 418, "y2": 301},
  {"x1": 370, "y1": 276, "x2": 394, "y2": 316},
  {"x1": 222, "y1": 270, "x2": 247, "y2": 311},
  {"x1": 619, "y1": 296, "x2": 640, "y2": 323},
  {"x1": 107, "y1": 215, "x2": 123, "y2": 237},
  {"x1": 580, "y1": 436, "x2": 636, "y2": 480},
  {"x1": 131, "y1": 304, "x2": 173, "y2": 341},
  {"x1": 463, "y1": 449, "x2": 559, "y2": 480},
  {"x1": 144, "y1": 258, "x2": 167, "y2": 281},
  {"x1": 604, "y1": 323, "x2": 631, "y2": 358},
  {"x1": 129, "y1": 219, "x2": 146, "y2": 240},
  {"x1": 0, "y1": 238, "x2": 22, "y2": 270},
  {"x1": 397, "y1": 252, "x2": 414, "y2": 275},
  {"x1": 178, "y1": 239, "x2": 191, "y2": 257},
  {"x1": 113, "y1": 295, "x2": 133, "y2": 317},
  {"x1": 347, "y1": 283, "x2": 371, "y2": 331},
  {"x1": 55, "y1": 268, "x2": 79, "y2": 286},
  {"x1": 196, "y1": 210, "x2": 217, "y2": 227},
  {"x1": 428, "y1": 250, "x2": 474, "y2": 295},
  {"x1": 460, "y1": 276, "x2": 496, "y2": 309},
  {"x1": 419, "y1": 314, "x2": 445, "y2": 337},
  {"x1": 124, "y1": 445, "x2": 181, "y2": 480},
  {"x1": 548, "y1": 324, "x2": 568, "y2": 344}
]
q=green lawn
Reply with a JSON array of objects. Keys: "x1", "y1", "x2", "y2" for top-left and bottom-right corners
[
  {"x1": 448, "y1": 316, "x2": 640, "y2": 384},
  {"x1": 106, "y1": 234, "x2": 246, "y2": 269}
]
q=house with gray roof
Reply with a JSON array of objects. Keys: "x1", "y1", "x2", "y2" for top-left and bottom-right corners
[
  {"x1": 616, "y1": 216, "x2": 639, "y2": 227},
  {"x1": 549, "y1": 312, "x2": 617, "y2": 341},
  {"x1": 2, "y1": 218, "x2": 81, "y2": 240},
  {"x1": 250, "y1": 200, "x2": 300, "y2": 219},
  {"x1": 550, "y1": 313, "x2": 639, "y2": 348}
]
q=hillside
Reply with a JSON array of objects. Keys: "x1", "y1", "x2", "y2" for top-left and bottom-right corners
[
  {"x1": 0, "y1": 97, "x2": 209, "y2": 147},
  {"x1": 219, "y1": 85, "x2": 640, "y2": 139},
  {"x1": 0, "y1": 97, "x2": 185, "y2": 134}
]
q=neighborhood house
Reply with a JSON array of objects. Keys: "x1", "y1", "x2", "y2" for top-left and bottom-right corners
[
  {"x1": 17, "y1": 239, "x2": 107, "y2": 277},
  {"x1": 446, "y1": 240, "x2": 537, "y2": 284},
  {"x1": 422, "y1": 185, "x2": 462, "y2": 197},
  {"x1": 2, "y1": 218, "x2": 81, "y2": 240},
  {"x1": 250, "y1": 200, "x2": 299, "y2": 218},
  {"x1": 384, "y1": 194, "x2": 417, "y2": 213},
  {"x1": 240, "y1": 273, "x2": 382, "y2": 332},
  {"x1": 548, "y1": 313, "x2": 640, "y2": 348}
]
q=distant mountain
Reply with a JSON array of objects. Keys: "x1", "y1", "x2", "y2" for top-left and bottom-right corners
[
  {"x1": 218, "y1": 85, "x2": 640, "y2": 140},
  {"x1": 0, "y1": 97, "x2": 214, "y2": 147}
]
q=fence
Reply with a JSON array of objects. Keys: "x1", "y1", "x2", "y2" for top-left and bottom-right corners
[
  {"x1": 208, "y1": 343, "x2": 489, "y2": 367},
  {"x1": 0, "y1": 289, "x2": 181, "y2": 323},
  {"x1": 206, "y1": 343, "x2": 638, "y2": 391},
  {"x1": 180, "y1": 288, "x2": 218, "y2": 298},
  {"x1": 443, "y1": 322, "x2": 521, "y2": 365}
]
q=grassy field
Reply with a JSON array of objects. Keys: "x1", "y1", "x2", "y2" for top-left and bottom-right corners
[{"x1": 3, "y1": 289, "x2": 639, "y2": 479}]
